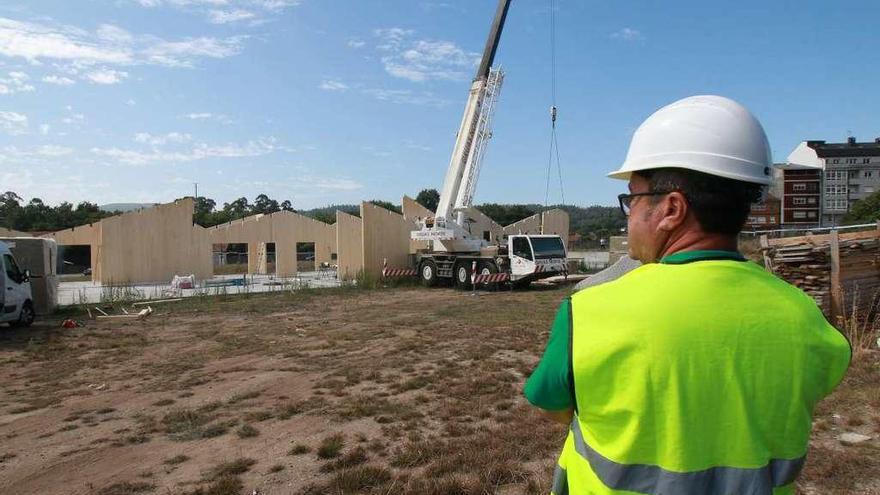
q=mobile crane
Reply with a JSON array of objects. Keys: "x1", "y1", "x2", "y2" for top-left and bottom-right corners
[{"x1": 411, "y1": 0, "x2": 568, "y2": 289}]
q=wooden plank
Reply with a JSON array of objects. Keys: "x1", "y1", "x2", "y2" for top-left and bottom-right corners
[
  {"x1": 830, "y1": 230, "x2": 843, "y2": 323},
  {"x1": 768, "y1": 228, "x2": 880, "y2": 248},
  {"x1": 759, "y1": 235, "x2": 772, "y2": 271}
]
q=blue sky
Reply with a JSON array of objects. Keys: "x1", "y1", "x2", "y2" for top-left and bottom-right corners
[{"x1": 1, "y1": 0, "x2": 879, "y2": 209}]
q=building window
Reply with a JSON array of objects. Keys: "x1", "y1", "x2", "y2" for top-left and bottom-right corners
[
  {"x1": 850, "y1": 170, "x2": 860, "y2": 179},
  {"x1": 793, "y1": 211, "x2": 807, "y2": 219},
  {"x1": 793, "y1": 183, "x2": 807, "y2": 192},
  {"x1": 793, "y1": 197, "x2": 807, "y2": 205},
  {"x1": 864, "y1": 158, "x2": 871, "y2": 164},
  {"x1": 865, "y1": 171, "x2": 874, "y2": 178},
  {"x1": 846, "y1": 158, "x2": 857, "y2": 164},
  {"x1": 833, "y1": 159, "x2": 840, "y2": 164},
  {"x1": 866, "y1": 186, "x2": 875, "y2": 194},
  {"x1": 808, "y1": 211, "x2": 817, "y2": 219},
  {"x1": 825, "y1": 184, "x2": 847, "y2": 195},
  {"x1": 808, "y1": 197, "x2": 817, "y2": 204}
]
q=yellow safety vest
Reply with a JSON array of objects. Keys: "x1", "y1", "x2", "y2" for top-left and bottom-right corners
[{"x1": 552, "y1": 259, "x2": 850, "y2": 495}]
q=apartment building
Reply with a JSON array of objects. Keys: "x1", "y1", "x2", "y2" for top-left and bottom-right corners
[{"x1": 787, "y1": 137, "x2": 880, "y2": 226}]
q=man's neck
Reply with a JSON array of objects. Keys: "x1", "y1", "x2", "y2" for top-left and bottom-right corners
[{"x1": 658, "y1": 232, "x2": 738, "y2": 260}]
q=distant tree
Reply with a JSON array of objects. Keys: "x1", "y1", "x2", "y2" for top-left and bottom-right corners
[
  {"x1": 280, "y1": 200, "x2": 294, "y2": 212},
  {"x1": 193, "y1": 196, "x2": 217, "y2": 226},
  {"x1": 843, "y1": 191, "x2": 880, "y2": 224},
  {"x1": 369, "y1": 200, "x2": 402, "y2": 214},
  {"x1": 415, "y1": 188, "x2": 440, "y2": 213},
  {"x1": 309, "y1": 210, "x2": 337, "y2": 224},
  {"x1": 223, "y1": 197, "x2": 251, "y2": 218},
  {"x1": 476, "y1": 203, "x2": 538, "y2": 226},
  {"x1": 252, "y1": 194, "x2": 280, "y2": 214},
  {"x1": 0, "y1": 191, "x2": 22, "y2": 228}
]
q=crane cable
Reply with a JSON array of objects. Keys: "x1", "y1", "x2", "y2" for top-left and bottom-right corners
[{"x1": 544, "y1": 0, "x2": 565, "y2": 207}]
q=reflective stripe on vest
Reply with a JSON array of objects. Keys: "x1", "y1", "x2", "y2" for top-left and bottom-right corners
[
  {"x1": 551, "y1": 464, "x2": 568, "y2": 495},
  {"x1": 568, "y1": 417, "x2": 804, "y2": 495}
]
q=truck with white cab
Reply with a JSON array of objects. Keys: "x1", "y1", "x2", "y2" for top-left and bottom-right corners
[{"x1": 0, "y1": 241, "x2": 35, "y2": 327}]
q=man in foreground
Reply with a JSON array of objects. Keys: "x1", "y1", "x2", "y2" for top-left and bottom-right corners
[{"x1": 525, "y1": 95, "x2": 851, "y2": 495}]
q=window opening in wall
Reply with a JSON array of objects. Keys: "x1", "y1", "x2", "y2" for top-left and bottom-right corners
[
  {"x1": 213, "y1": 243, "x2": 248, "y2": 274},
  {"x1": 57, "y1": 244, "x2": 92, "y2": 279},
  {"x1": 297, "y1": 242, "x2": 316, "y2": 272}
]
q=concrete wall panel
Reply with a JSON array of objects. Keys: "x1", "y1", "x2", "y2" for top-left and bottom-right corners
[
  {"x1": 541, "y1": 209, "x2": 570, "y2": 249},
  {"x1": 98, "y1": 199, "x2": 212, "y2": 284},
  {"x1": 335, "y1": 211, "x2": 363, "y2": 281},
  {"x1": 207, "y1": 211, "x2": 335, "y2": 277},
  {"x1": 402, "y1": 195, "x2": 433, "y2": 253},
  {"x1": 361, "y1": 202, "x2": 414, "y2": 278},
  {"x1": 45, "y1": 222, "x2": 102, "y2": 281},
  {"x1": 0, "y1": 227, "x2": 30, "y2": 237},
  {"x1": 502, "y1": 213, "x2": 542, "y2": 237}
]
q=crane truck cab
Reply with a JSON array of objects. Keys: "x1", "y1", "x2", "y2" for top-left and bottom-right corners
[
  {"x1": 0, "y1": 241, "x2": 35, "y2": 328},
  {"x1": 508, "y1": 234, "x2": 568, "y2": 283}
]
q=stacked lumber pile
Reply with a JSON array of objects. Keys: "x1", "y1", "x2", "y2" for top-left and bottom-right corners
[
  {"x1": 768, "y1": 244, "x2": 831, "y2": 314},
  {"x1": 765, "y1": 234, "x2": 880, "y2": 318}
]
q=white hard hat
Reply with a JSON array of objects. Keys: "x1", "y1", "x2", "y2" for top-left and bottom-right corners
[{"x1": 608, "y1": 95, "x2": 773, "y2": 185}]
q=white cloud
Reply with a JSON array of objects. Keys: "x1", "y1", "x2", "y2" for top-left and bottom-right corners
[
  {"x1": 39, "y1": 123, "x2": 50, "y2": 135},
  {"x1": 0, "y1": 17, "x2": 246, "y2": 75},
  {"x1": 347, "y1": 39, "x2": 365, "y2": 49},
  {"x1": 0, "y1": 144, "x2": 74, "y2": 163},
  {"x1": 611, "y1": 27, "x2": 643, "y2": 41},
  {"x1": 134, "y1": 131, "x2": 192, "y2": 146},
  {"x1": 374, "y1": 28, "x2": 478, "y2": 82},
  {"x1": 0, "y1": 70, "x2": 35, "y2": 94},
  {"x1": 208, "y1": 9, "x2": 256, "y2": 24},
  {"x1": 91, "y1": 137, "x2": 285, "y2": 165},
  {"x1": 61, "y1": 109, "x2": 85, "y2": 125},
  {"x1": 84, "y1": 68, "x2": 128, "y2": 84},
  {"x1": 361, "y1": 88, "x2": 447, "y2": 107},
  {"x1": 319, "y1": 80, "x2": 348, "y2": 91},
  {"x1": 291, "y1": 176, "x2": 363, "y2": 191},
  {"x1": 0, "y1": 110, "x2": 28, "y2": 134},
  {"x1": 126, "y1": 98, "x2": 136, "y2": 105},
  {"x1": 132, "y1": 0, "x2": 300, "y2": 23},
  {"x1": 182, "y1": 112, "x2": 233, "y2": 124},
  {"x1": 42, "y1": 74, "x2": 75, "y2": 85},
  {"x1": 142, "y1": 36, "x2": 246, "y2": 67}
]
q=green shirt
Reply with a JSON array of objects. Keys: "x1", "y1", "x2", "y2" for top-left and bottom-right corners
[{"x1": 523, "y1": 250, "x2": 746, "y2": 411}]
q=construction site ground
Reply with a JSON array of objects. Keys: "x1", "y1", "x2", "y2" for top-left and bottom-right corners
[{"x1": 1, "y1": 286, "x2": 878, "y2": 495}]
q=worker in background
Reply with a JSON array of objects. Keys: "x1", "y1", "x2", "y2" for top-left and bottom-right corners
[{"x1": 524, "y1": 95, "x2": 851, "y2": 495}]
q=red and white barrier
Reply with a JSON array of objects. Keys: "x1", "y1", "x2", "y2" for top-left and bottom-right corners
[
  {"x1": 382, "y1": 258, "x2": 416, "y2": 278},
  {"x1": 473, "y1": 272, "x2": 510, "y2": 284}
]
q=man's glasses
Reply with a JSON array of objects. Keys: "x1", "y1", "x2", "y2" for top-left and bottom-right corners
[{"x1": 617, "y1": 191, "x2": 676, "y2": 216}]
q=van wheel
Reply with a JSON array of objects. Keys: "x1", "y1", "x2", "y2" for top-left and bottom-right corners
[{"x1": 12, "y1": 302, "x2": 34, "y2": 328}]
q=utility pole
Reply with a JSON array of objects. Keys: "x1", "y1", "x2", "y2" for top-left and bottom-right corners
[{"x1": 194, "y1": 182, "x2": 198, "y2": 200}]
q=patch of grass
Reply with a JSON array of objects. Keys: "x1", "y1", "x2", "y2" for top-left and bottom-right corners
[
  {"x1": 317, "y1": 433, "x2": 345, "y2": 459},
  {"x1": 0, "y1": 453, "x2": 16, "y2": 463},
  {"x1": 325, "y1": 465, "x2": 392, "y2": 493},
  {"x1": 97, "y1": 481, "x2": 155, "y2": 495},
  {"x1": 59, "y1": 424, "x2": 79, "y2": 432},
  {"x1": 209, "y1": 457, "x2": 256, "y2": 477},
  {"x1": 161, "y1": 408, "x2": 225, "y2": 441},
  {"x1": 184, "y1": 475, "x2": 242, "y2": 495},
  {"x1": 243, "y1": 410, "x2": 272, "y2": 422},
  {"x1": 152, "y1": 399, "x2": 175, "y2": 407},
  {"x1": 96, "y1": 407, "x2": 117, "y2": 414},
  {"x1": 228, "y1": 390, "x2": 261, "y2": 404},
  {"x1": 268, "y1": 464, "x2": 285, "y2": 473},
  {"x1": 236, "y1": 424, "x2": 259, "y2": 438},
  {"x1": 320, "y1": 447, "x2": 368, "y2": 472},
  {"x1": 275, "y1": 401, "x2": 304, "y2": 420},
  {"x1": 164, "y1": 454, "x2": 190, "y2": 465},
  {"x1": 288, "y1": 444, "x2": 311, "y2": 455}
]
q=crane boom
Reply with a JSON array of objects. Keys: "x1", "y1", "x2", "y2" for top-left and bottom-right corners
[{"x1": 420, "y1": 0, "x2": 511, "y2": 253}]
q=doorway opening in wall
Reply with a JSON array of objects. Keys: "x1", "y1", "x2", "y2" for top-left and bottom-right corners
[
  {"x1": 57, "y1": 245, "x2": 91, "y2": 281},
  {"x1": 213, "y1": 243, "x2": 248, "y2": 274},
  {"x1": 265, "y1": 242, "x2": 276, "y2": 275},
  {"x1": 297, "y1": 242, "x2": 316, "y2": 272}
]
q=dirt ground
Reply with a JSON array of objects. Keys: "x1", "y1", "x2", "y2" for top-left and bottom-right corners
[{"x1": 0, "y1": 285, "x2": 878, "y2": 495}]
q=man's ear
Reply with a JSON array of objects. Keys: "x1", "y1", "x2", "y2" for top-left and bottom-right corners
[{"x1": 656, "y1": 192, "x2": 688, "y2": 232}]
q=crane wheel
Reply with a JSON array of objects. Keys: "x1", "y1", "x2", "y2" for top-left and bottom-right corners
[
  {"x1": 454, "y1": 262, "x2": 472, "y2": 290},
  {"x1": 477, "y1": 261, "x2": 500, "y2": 291},
  {"x1": 420, "y1": 260, "x2": 439, "y2": 287}
]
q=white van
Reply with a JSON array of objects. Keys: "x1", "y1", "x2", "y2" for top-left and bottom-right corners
[{"x1": 0, "y1": 241, "x2": 34, "y2": 327}]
